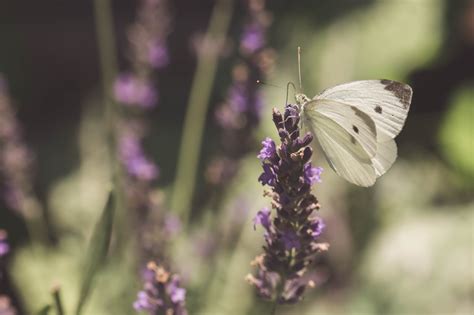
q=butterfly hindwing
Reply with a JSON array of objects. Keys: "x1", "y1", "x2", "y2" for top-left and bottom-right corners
[
  {"x1": 371, "y1": 139, "x2": 397, "y2": 177},
  {"x1": 315, "y1": 80, "x2": 412, "y2": 142}
]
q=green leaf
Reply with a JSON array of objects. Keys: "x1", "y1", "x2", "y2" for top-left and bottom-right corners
[
  {"x1": 37, "y1": 305, "x2": 52, "y2": 315},
  {"x1": 75, "y1": 191, "x2": 115, "y2": 315}
]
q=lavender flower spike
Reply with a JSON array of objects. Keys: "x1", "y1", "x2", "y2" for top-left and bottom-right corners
[
  {"x1": 134, "y1": 262, "x2": 188, "y2": 315},
  {"x1": 247, "y1": 104, "x2": 329, "y2": 304}
]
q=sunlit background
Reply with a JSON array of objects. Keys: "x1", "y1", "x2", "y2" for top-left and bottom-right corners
[{"x1": 0, "y1": 0, "x2": 473, "y2": 314}]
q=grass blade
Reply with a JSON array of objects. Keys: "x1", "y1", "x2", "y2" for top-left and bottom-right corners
[
  {"x1": 37, "y1": 305, "x2": 51, "y2": 315},
  {"x1": 75, "y1": 191, "x2": 115, "y2": 315}
]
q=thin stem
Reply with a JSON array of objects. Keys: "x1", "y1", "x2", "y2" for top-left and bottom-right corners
[
  {"x1": 52, "y1": 285, "x2": 65, "y2": 315},
  {"x1": 270, "y1": 300, "x2": 278, "y2": 315},
  {"x1": 170, "y1": 0, "x2": 234, "y2": 225},
  {"x1": 93, "y1": 0, "x2": 127, "y2": 249}
]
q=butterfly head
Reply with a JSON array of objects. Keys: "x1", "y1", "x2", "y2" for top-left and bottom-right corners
[{"x1": 295, "y1": 93, "x2": 310, "y2": 107}]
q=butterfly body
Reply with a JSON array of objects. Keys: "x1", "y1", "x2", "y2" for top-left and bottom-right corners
[{"x1": 295, "y1": 80, "x2": 413, "y2": 187}]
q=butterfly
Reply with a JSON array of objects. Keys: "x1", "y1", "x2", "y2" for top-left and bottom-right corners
[{"x1": 296, "y1": 79, "x2": 413, "y2": 187}]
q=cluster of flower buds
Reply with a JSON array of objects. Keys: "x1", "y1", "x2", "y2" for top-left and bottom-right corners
[
  {"x1": 207, "y1": 0, "x2": 276, "y2": 187},
  {"x1": 247, "y1": 104, "x2": 329, "y2": 303},
  {"x1": 134, "y1": 262, "x2": 187, "y2": 315},
  {"x1": 0, "y1": 76, "x2": 41, "y2": 220}
]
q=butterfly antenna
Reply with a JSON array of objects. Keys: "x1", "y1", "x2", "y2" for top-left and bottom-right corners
[
  {"x1": 286, "y1": 82, "x2": 297, "y2": 105},
  {"x1": 256, "y1": 80, "x2": 281, "y2": 88},
  {"x1": 298, "y1": 46, "x2": 302, "y2": 91}
]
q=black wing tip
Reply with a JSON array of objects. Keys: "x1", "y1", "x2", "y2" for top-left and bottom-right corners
[{"x1": 379, "y1": 79, "x2": 413, "y2": 109}]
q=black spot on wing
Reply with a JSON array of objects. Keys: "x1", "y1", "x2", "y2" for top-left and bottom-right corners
[
  {"x1": 374, "y1": 105, "x2": 382, "y2": 114},
  {"x1": 380, "y1": 79, "x2": 413, "y2": 109},
  {"x1": 352, "y1": 125, "x2": 359, "y2": 133},
  {"x1": 350, "y1": 106, "x2": 376, "y2": 135}
]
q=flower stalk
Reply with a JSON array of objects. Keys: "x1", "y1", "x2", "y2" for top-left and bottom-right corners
[{"x1": 170, "y1": 0, "x2": 234, "y2": 225}]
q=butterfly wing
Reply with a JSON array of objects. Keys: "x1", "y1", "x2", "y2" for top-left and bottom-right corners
[
  {"x1": 303, "y1": 99, "x2": 378, "y2": 186},
  {"x1": 315, "y1": 80, "x2": 412, "y2": 142},
  {"x1": 371, "y1": 139, "x2": 397, "y2": 177}
]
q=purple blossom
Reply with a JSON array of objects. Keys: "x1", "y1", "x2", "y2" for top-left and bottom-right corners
[
  {"x1": 207, "y1": 0, "x2": 274, "y2": 188},
  {"x1": 114, "y1": 74, "x2": 157, "y2": 108},
  {"x1": 309, "y1": 218, "x2": 325, "y2": 239},
  {"x1": 253, "y1": 207, "x2": 271, "y2": 230},
  {"x1": 148, "y1": 41, "x2": 169, "y2": 69},
  {"x1": 241, "y1": 23, "x2": 264, "y2": 53},
  {"x1": 119, "y1": 133, "x2": 158, "y2": 181},
  {"x1": 257, "y1": 137, "x2": 276, "y2": 161},
  {"x1": 0, "y1": 230, "x2": 9, "y2": 257},
  {"x1": 228, "y1": 85, "x2": 247, "y2": 112},
  {"x1": 281, "y1": 230, "x2": 301, "y2": 250},
  {"x1": 0, "y1": 75, "x2": 40, "y2": 217},
  {"x1": 134, "y1": 262, "x2": 188, "y2": 315},
  {"x1": 303, "y1": 164, "x2": 323, "y2": 185},
  {"x1": 0, "y1": 296, "x2": 17, "y2": 315},
  {"x1": 164, "y1": 214, "x2": 182, "y2": 236},
  {"x1": 248, "y1": 105, "x2": 329, "y2": 304},
  {"x1": 258, "y1": 164, "x2": 277, "y2": 186}
]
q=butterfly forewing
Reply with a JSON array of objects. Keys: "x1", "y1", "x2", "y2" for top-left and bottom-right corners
[{"x1": 315, "y1": 80, "x2": 412, "y2": 142}]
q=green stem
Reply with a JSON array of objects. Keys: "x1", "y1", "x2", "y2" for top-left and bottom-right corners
[
  {"x1": 52, "y1": 286, "x2": 65, "y2": 315},
  {"x1": 93, "y1": 0, "x2": 126, "y2": 245},
  {"x1": 169, "y1": 0, "x2": 234, "y2": 225}
]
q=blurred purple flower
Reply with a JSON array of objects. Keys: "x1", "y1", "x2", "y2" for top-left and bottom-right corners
[
  {"x1": 134, "y1": 262, "x2": 188, "y2": 315},
  {"x1": 241, "y1": 23, "x2": 264, "y2": 53},
  {"x1": 207, "y1": 0, "x2": 275, "y2": 189},
  {"x1": 0, "y1": 296, "x2": 17, "y2": 315},
  {"x1": 148, "y1": 41, "x2": 169, "y2": 69},
  {"x1": 247, "y1": 105, "x2": 328, "y2": 304},
  {"x1": 114, "y1": 74, "x2": 157, "y2": 108},
  {"x1": 164, "y1": 214, "x2": 182, "y2": 236},
  {"x1": 0, "y1": 230, "x2": 9, "y2": 257},
  {"x1": 119, "y1": 132, "x2": 158, "y2": 181},
  {"x1": 0, "y1": 75, "x2": 40, "y2": 217}
]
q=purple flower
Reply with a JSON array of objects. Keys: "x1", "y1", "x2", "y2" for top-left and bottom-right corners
[
  {"x1": 167, "y1": 275, "x2": 186, "y2": 303},
  {"x1": 0, "y1": 231, "x2": 9, "y2": 257},
  {"x1": 148, "y1": 41, "x2": 169, "y2": 69},
  {"x1": 303, "y1": 164, "x2": 323, "y2": 185},
  {"x1": 114, "y1": 74, "x2": 157, "y2": 108},
  {"x1": 253, "y1": 207, "x2": 271, "y2": 230},
  {"x1": 257, "y1": 137, "x2": 276, "y2": 161},
  {"x1": 228, "y1": 85, "x2": 247, "y2": 112},
  {"x1": 248, "y1": 105, "x2": 329, "y2": 304},
  {"x1": 207, "y1": 0, "x2": 274, "y2": 187},
  {"x1": 119, "y1": 133, "x2": 158, "y2": 181},
  {"x1": 0, "y1": 295, "x2": 17, "y2": 315},
  {"x1": 258, "y1": 164, "x2": 277, "y2": 186},
  {"x1": 134, "y1": 262, "x2": 188, "y2": 315},
  {"x1": 281, "y1": 230, "x2": 300, "y2": 250},
  {"x1": 164, "y1": 214, "x2": 182, "y2": 236},
  {"x1": 241, "y1": 24, "x2": 264, "y2": 53},
  {"x1": 309, "y1": 218, "x2": 325, "y2": 239}
]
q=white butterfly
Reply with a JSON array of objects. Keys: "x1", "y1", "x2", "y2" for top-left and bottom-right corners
[{"x1": 296, "y1": 79, "x2": 413, "y2": 187}]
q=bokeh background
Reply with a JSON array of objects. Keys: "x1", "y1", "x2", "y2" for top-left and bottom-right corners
[{"x1": 0, "y1": 0, "x2": 473, "y2": 314}]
